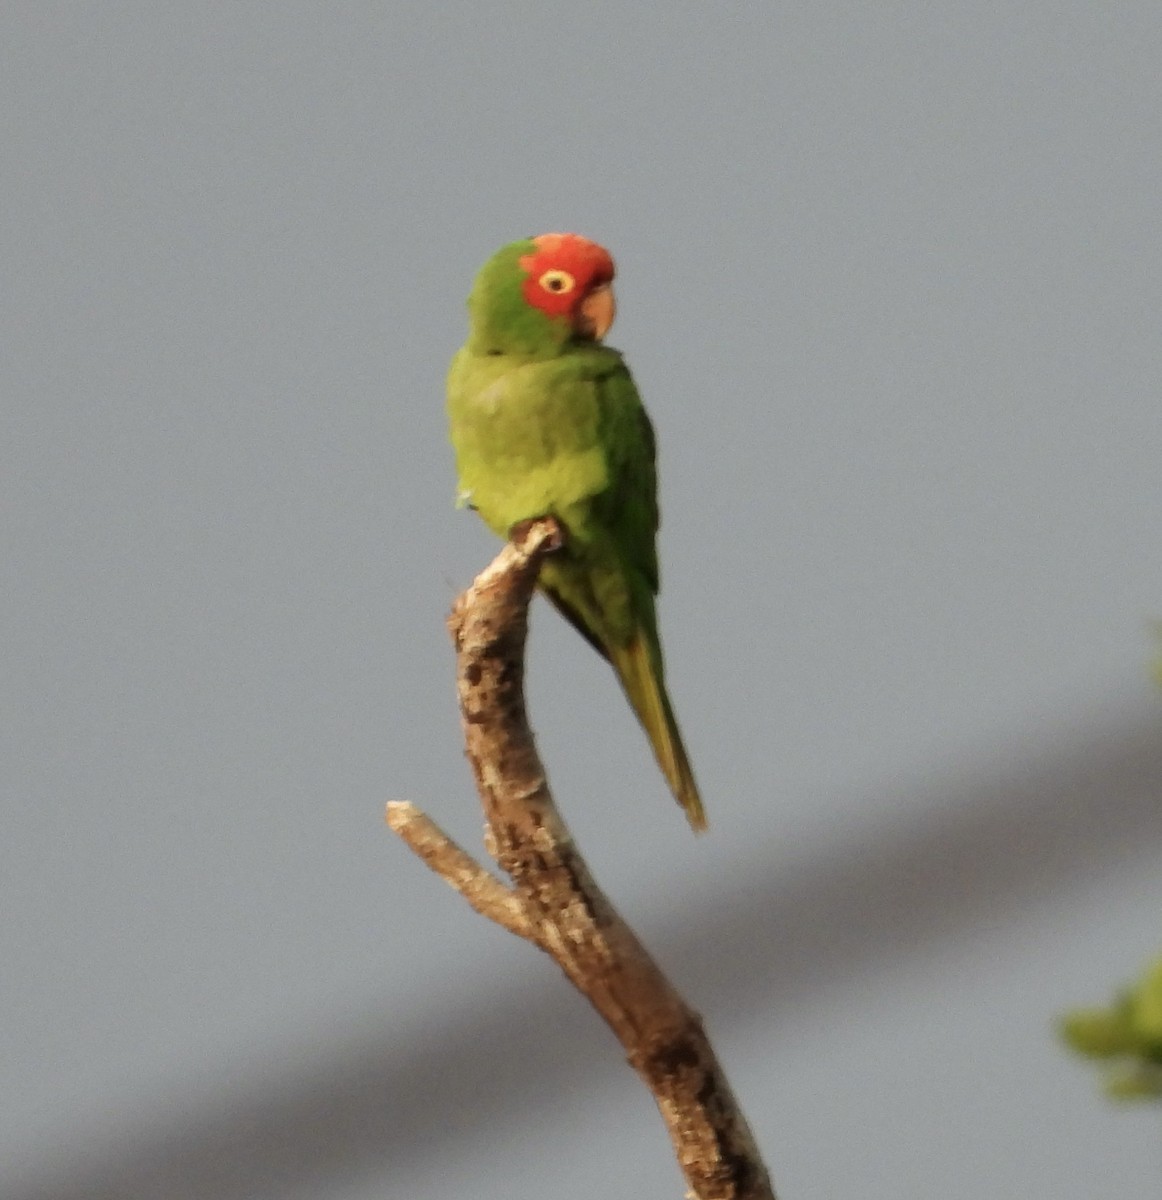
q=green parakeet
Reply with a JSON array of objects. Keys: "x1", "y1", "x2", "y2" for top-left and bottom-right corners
[{"x1": 447, "y1": 233, "x2": 705, "y2": 831}]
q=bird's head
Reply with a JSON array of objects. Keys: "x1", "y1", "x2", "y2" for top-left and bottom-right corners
[{"x1": 465, "y1": 233, "x2": 617, "y2": 356}]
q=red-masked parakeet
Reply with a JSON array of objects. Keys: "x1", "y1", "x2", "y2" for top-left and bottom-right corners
[{"x1": 447, "y1": 233, "x2": 705, "y2": 831}]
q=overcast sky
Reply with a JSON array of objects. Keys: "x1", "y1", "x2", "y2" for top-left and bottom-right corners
[{"x1": 4, "y1": 5, "x2": 1162, "y2": 1198}]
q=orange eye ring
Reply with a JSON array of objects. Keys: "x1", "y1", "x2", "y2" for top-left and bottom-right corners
[{"x1": 538, "y1": 269, "x2": 576, "y2": 295}]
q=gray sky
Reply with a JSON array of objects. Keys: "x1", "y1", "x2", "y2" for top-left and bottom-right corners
[{"x1": 4, "y1": 4, "x2": 1162, "y2": 1197}]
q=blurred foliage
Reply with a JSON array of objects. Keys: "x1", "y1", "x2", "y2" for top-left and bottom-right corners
[
  {"x1": 1059, "y1": 955, "x2": 1162, "y2": 1100},
  {"x1": 1058, "y1": 631, "x2": 1162, "y2": 1102}
]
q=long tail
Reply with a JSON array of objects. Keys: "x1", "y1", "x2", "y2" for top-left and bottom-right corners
[{"x1": 609, "y1": 632, "x2": 706, "y2": 832}]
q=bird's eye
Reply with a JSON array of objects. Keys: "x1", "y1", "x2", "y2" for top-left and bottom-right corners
[{"x1": 539, "y1": 269, "x2": 576, "y2": 295}]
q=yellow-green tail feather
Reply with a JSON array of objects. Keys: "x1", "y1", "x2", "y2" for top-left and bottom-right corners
[{"x1": 609, "y1": 633, "x2": 706, "y2": 832}]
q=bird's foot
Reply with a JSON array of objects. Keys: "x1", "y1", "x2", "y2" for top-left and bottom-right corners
[{"x1": 509, "y1": 516, "x2": 566, "y2": 554}]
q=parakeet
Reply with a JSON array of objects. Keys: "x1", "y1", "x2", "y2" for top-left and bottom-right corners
[{"x1": 446, "y1": 233, "x2": 705, "y2": 831}]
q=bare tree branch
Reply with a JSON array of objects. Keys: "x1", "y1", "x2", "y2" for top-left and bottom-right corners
[
  {"x1": 386, "y1": 802, "x2": 536, "y2": 940},
  {"x1": 390, "y1": 518, "x2": 776, "y2": 1200}
]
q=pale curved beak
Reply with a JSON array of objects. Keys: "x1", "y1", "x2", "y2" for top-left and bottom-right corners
[{"x1": 577, "y1": 283, "x2": 616, "y2": 341}]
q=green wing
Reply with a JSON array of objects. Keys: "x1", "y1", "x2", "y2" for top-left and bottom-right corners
[
  {"x1": 599, "y1": 377, "x2": 659, "y2": 595},
  {"x1": 556, "y1": 360, "x2": 704, "y2": 830},
  {"x1": 534, "y1": 356, "x2": 660, "y2": 654}
]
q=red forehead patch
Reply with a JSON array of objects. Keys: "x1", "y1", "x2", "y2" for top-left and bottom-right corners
[{"x1": 523, "y1": 233, "x2": 615, "y2": 284}]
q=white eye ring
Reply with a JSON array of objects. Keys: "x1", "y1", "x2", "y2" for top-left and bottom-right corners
[{"x1": 539, "y1": 269, "x2": 576, "y2": 295}]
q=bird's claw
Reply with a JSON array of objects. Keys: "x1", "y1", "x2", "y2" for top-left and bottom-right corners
[{"x1": 509, "y1": 516, "x2": 565, "y2": 554}]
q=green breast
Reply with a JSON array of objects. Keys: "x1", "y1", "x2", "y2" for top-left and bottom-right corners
[{"x1": 447, "y1": 346, "x2": 624, "y2": 537}]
